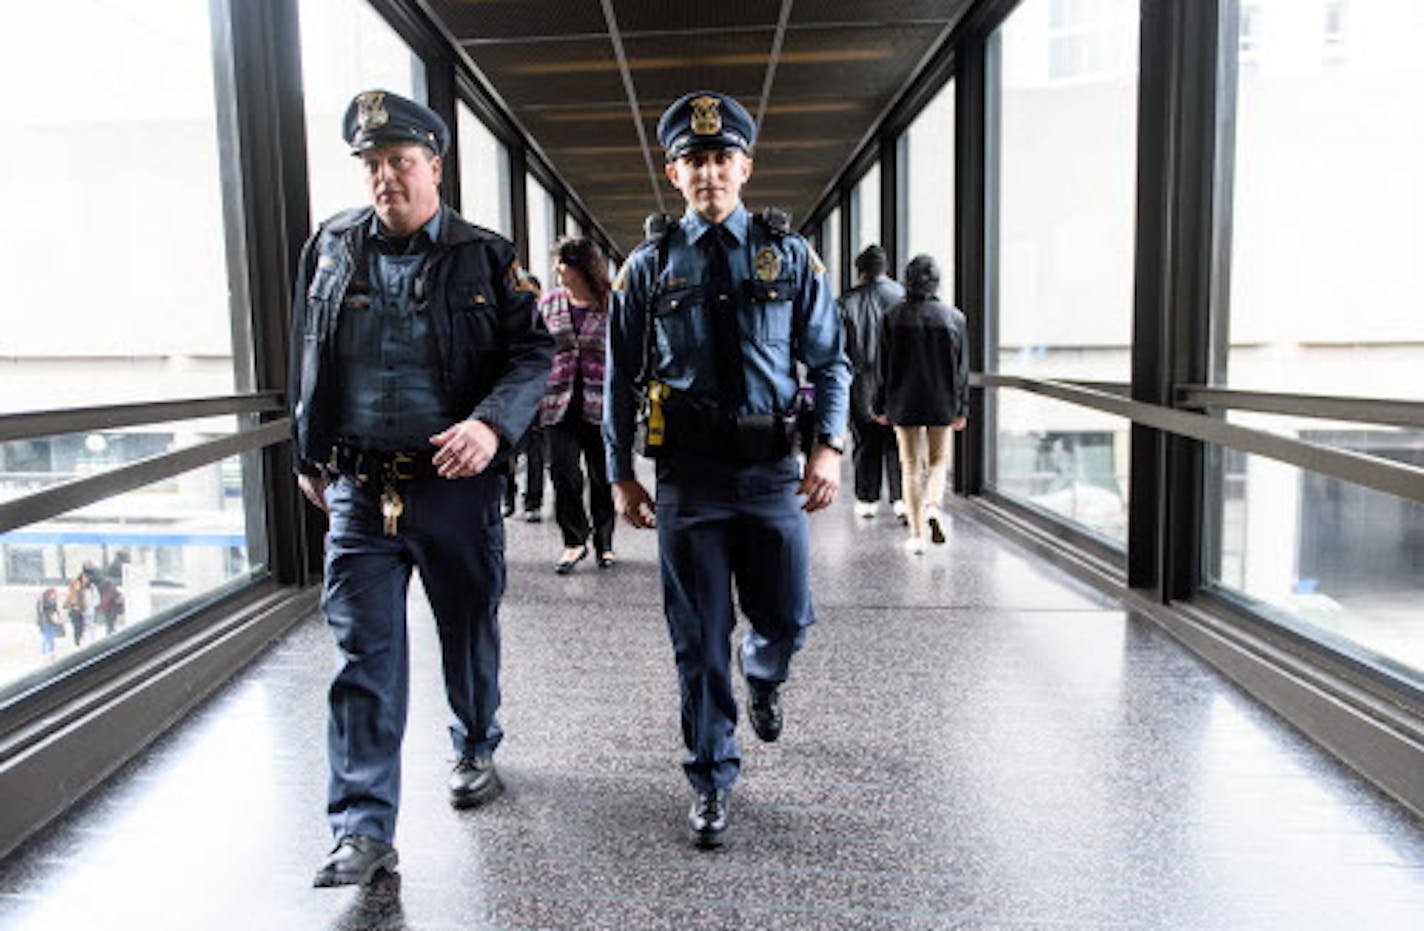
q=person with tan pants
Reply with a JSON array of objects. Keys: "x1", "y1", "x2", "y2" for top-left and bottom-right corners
[{"x1": 871, "y1": 254, "x2": 969, "y2": 554}]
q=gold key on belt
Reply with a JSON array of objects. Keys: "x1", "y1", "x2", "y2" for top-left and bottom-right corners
[{"x1": 380, "y1": 484, "x2": 405, "y2": 536}]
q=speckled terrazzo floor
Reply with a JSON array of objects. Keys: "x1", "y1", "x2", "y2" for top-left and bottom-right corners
[{"x1": 2, "y1": 465, "x2": 1423, "y2": 929}]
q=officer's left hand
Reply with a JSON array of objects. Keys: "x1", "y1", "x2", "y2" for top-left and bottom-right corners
[
  {"x1": 430, "y1": 419, "x2": 500, "y2": 478},
  {"x1": 798, "y1": 446, "x2": 842, "y2": 513}
]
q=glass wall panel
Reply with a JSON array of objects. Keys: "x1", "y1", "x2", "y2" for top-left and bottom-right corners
[
  {"x1": 1205, "y1": 437, "x2": 1424, "y2": 684},
  {"x1": 300, "y1": 0, "x2": 424, "y2": 225},
  {"x1": 525, "y1": 176, "x2": 557, "y2": 294},
  {"x1": 457, "y1": 102, "x2": 511, "y2": 235},
  {"x1": 1224, "y1": 1, "x2": 1424, "y2": 401},
  {"x1": 990, "y1": 0, "x2": 1139, "y2": 545},
  {"x1": 850, "y1": 163, "x2": 882, "y2": 262},
  {"x1": 0, "y1": 1, "x2": 238, "y2": 413},
  {"x1": 903, "y1": 80, "x2": 955, "y2": 291},
  {"x1": 823, "y1": 206, "x2": 843, "y2": 298},
  {"x1": 990, "y1": 388, "x2": 1129, "y2": 544},
  {"x1": 0, "y1": 456, "x2": 262, "y2": 693}
]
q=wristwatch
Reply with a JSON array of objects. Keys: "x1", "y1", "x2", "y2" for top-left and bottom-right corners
[{"x1": 816, "y1": 432, "x2": 846, "y2": 454}]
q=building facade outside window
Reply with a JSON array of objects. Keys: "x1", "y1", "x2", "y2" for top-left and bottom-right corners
[
  {"x1": 457, "y1": 102, "x2": 512, "y2": 236},
  {"x1": 822, "y1": 206, "x2": 843, "y2": 299},
  {"x1": 850, "y1": 163, "x2": 881, "y2": 262},
  {"x1": 1208, "y1": 0, "x2": 1424, "y2": 684},
  {"x1": 525, "y1": 175, "x2": 556, "y2": 292},
  {"x1": 901, "y1": 79, "x2": 955, "y2": 294},
  {"x1": 990, "y1": 0, "x2": 1141, "y2": 545},
  {"x1": 0, "y1": 1, "x2": 263, "y2": 693},
  {"x1": 299, "y1": 0, "x2": 425, "y2": 225}
]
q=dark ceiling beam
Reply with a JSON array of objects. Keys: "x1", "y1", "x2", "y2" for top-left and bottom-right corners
[
  {"x1": 753, "y1": 0, "x2": 795, "y2": 147},
  {"x1": 601, "y1": 0, "x2": 666, "y2": 216}
]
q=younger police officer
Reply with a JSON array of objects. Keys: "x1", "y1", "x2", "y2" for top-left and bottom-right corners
[
  {"x1": 604, "y1": 91, "x2": 851, "y2": 848},
  {"x1": 291, "y1": 90, "x2": 553, "y2": 886}
]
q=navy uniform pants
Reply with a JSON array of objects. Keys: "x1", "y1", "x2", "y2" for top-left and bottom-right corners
[
  {"x1": 321, "y1": 470, "x2": 505, "y2": 843},
  {"x1": 655, "y1": 456, "x2": 815, "y2": 793}
]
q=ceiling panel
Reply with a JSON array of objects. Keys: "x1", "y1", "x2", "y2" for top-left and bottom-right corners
[
  {"x1": 427, "y1": 0, "x2": 969, "y2": 252},
  {"x1": 439, "y1": 0, "x2": 609, "y2": 41}
]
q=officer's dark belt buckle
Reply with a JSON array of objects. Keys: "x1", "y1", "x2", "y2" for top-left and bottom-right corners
[{"x1": 386, "y1": 453, "x2": 417, "y2": 482}]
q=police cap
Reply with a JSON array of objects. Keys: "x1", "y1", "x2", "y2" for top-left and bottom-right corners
[
  {"x1": 343, "y1": 89, "x2": 450, "y2": 157},
  {"x1": 657, "y1": 91, "x2": 755, "y2": 161}
]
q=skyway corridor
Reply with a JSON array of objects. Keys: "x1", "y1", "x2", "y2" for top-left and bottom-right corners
[{"x1": 1, "y1": 480, "x2": 1423, "y2": 929}]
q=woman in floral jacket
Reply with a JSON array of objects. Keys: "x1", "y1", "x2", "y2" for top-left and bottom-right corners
[{"x1": 539, "y1": 237, "x2": 616, "y2": 573}]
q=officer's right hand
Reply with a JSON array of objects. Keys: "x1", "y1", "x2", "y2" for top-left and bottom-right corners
[
  {"x1": 613, "y1": 480, "x2": 656, "y2": 529},
  {"x1": 297, "y1": 473, "x2": 329, "y2": 513}
]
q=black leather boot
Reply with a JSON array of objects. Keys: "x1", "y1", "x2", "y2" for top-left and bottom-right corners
[
  {"x1": 312, "y1": 835, "x2": 398, "y2": 888},
  {"x1": 688, "y1": 788, "x2": 729, "y2": 848}
]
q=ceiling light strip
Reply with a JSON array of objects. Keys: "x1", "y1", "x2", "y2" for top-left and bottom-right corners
[
  {"x1": 600, "y1": 0, "x2": 665, "y2": 213},
  {"x1": 754, "y1": 0, "x2": 796, "y2": 147}
]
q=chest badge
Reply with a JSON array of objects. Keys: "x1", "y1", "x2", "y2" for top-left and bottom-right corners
[{"x1": 754, "y1": 246, "x2": 782, "y2": 282}]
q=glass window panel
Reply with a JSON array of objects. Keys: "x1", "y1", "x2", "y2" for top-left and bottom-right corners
[
  {"x1": 996, "y1": 0, "x2": 1138, "y2": 382},
  {"x1": 903, "y1": 80, "x2": 955, "y2": 291},
  {"x1": 299, "y1": 0, "x2": 424, "y2": 226},
  {"x1": 0, "y1": 456, "x2": 263, "y2": 694},
  {"x1": 457, "y1": 102, "x2": 511, "y2": 235},
  {"x1": 525, "y1": 175, "x2": 556, "y2": 295},
  {"x1": 990, "y1": 387, "x2": 1129, "y2": 545},
  {"x1": 991, "y1": 0, "x2": 1138, "y2": 543},
  {"x1": 1204, "y1": 440, "x2": 1424, "y2": 685},
  {"x1": 1224, "y1": 0, "x2": 1424, "y2": 401},
  {"x1": 0, "y1": 1, "x2": 239, "y2": 414},
  {"x1": 823, "y1": 206, "x2": 843, "y2": 297},
  {"x1": 851, "y1": 162, "x2": 881, "y2": 260}
]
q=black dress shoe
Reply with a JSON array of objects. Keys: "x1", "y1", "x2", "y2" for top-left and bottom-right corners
[
  {"x1": 524, "y1": 508, "x2": 543, "y2": 523},
  {"x1": 748, "y1": 686, "x2": 783, "y2": 742},
  {"x1": 502, "y1": 498, "x2": 516, "y2": 518},
  {"x1": 596, "y1": 550, "x2": 616, "y2": 569},
  {"x1": 554, "y1": 545, "x2": 588, "y2": 575},
  {"x1": 313, "y1": 835, "x2": 398, "y2": 888},
  {"x1": 449, "y1": 755, "x2": 504, "y2": 809},
  {"x1": 688, "y1": 788, "x2": 729, "y2": 848}
]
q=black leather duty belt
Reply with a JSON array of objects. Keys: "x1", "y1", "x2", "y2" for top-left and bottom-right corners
[{"x1": 327, "y1": 443, "x2": 437, "y2": 485}]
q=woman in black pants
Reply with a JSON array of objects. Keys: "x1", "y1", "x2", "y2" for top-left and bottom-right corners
[{"x1": 538, "y1": 237, "x2": 616, "y2": 573}]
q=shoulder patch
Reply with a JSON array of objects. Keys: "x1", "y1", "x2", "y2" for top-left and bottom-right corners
[{"x1": 611, "y1": 264, "x2": 630, "y2": 293}]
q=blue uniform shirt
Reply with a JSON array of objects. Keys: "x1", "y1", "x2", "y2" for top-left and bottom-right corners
[
  {"x1": 604, "y1": 203, "x2": 850, "y2": 483},
  {"x1": 334, "y1": 208, "x2": 451, "y2": 449}
]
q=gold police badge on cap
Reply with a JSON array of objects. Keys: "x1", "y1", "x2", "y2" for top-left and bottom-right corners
[
  {"x1": 356, "y1": 91, "x2": 389, "y2": 131},
  {"x1": 755, "y1": 246, "x2": 782, "y2": 282},
  {"x1": 691, "y1": 96, "x2": 722, "y2": 136}
]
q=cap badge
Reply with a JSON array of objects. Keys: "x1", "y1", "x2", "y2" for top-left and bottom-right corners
[
  {"x1": 691, "y1": 96, "x2": 722, "y2": 136},
  {"x1": 356, "y1": 91, "x2": 389, "y2": 131},
  {"x1": 755, "y1": 246, "x2": 782, "y2": 282}
]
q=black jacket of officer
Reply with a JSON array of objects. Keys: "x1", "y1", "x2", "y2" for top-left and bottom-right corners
[
  {"x1": 289, "y1": 209, "x2": 552, "y2": 474},
  {"x1": 289, "y1": 90, "x2": 551, "y2": 477}
]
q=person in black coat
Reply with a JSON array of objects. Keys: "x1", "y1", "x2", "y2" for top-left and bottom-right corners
[
  {"x1": 837, "y1": 245, "x2": 906, "y2": 521},
  {"x1": 872, "y1": 254, "x2": 969, "y2": 554}
]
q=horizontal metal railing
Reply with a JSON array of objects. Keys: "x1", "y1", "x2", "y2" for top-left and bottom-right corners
[
  {"x1": 1176, "y1": 386, "x2": 1424, "y2": 428},
  {"x1": 0, "y1": 394, "x2": 289, "y2": 536},
  {"x1": 974, "y1": 374, "x2": 1424, "y2": 506}
]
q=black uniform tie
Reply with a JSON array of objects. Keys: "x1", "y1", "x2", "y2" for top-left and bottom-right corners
[{"x1": 704, "y1": 226, "x2": 744, "y2": 409}]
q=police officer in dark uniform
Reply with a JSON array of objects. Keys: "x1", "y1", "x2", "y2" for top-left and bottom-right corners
[
  {"x1": 604, "y1": 90, "x2": 851, "y2": 848},
  {"x1": 290, "y1": 90, "x2": 553, "y2": 886}
]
